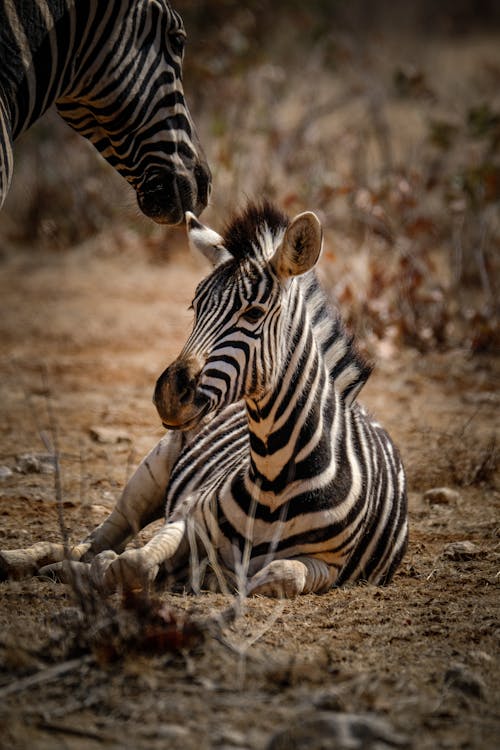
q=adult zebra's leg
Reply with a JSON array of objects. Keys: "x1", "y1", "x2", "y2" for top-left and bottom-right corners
[
  {"x1": 0, "y1": 431, "x2": 185, "y2": 580},
  {"x1": 247, "y1": 557, "x2": 338, "y2": 598}
]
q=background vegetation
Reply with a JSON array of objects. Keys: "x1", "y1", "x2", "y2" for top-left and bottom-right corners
[{"x1": 1, "y1": 0, "x2": 499, "y2": 355}]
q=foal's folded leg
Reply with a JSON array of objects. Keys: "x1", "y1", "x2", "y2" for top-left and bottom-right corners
[
  {"x1": 80, "y1": 431, "x2": 186, "y2": 559},
  {"x1": 0, "y1": 431, "x2": 186, "y2": 581},
  {"x1": 246, "y1": 557, "x2": 337, "y2": 598},
  {"x1": 44, "y1": 519, "x2": 189, "y2": 593}
]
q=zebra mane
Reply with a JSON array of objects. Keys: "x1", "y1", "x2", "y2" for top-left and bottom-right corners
[
  {"x1": 302, "y1": 275, "x2": 373, "y2": 404},
  {"x1": 221, "y1": 201, "x2": 372, "y2": 403},
  {"x1": 223, "y1": 201, "x2": 289, "y2": 261}
]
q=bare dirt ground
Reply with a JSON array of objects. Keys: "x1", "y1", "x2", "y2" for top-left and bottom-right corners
[{"x1": 0, "y1": 234, "x2": 498, "y2": 750}]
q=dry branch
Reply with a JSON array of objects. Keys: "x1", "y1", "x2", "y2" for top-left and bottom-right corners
[{"x1": 0, "y1": 655, "x2": 93, "y2": 699}]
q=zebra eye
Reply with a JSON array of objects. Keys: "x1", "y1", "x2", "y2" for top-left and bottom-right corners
[
  {"x1": 169, "y1": 31, "x2": 185, "y2": 56},
  {"x1": 241, "y1": 306, "x2": 265, "y2": 324}
]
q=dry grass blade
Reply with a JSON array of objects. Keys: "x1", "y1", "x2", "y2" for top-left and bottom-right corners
[{"x1": 0, "y1": 655, "x2": 93, "y2": 699}]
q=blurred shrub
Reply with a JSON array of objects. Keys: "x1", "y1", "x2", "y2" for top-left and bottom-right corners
[
  {"x1": 0, "y1": 110, "x2": 134, "y2": 249},
  {"x1": 0, "y1": 0, "x2": 499, "y2": 354}
]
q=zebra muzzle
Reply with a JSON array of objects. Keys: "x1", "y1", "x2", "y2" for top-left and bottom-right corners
[
  {"x1": 153, "y1": 356, "x2": 210, "y2": 430},
  {"x1": 137, "y1": 165, "x2": 210, "y2": 225}
]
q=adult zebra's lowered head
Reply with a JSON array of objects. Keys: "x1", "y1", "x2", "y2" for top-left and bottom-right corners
[{"x1": 0, "y1": 0, "x2": 211, "y2": 224}]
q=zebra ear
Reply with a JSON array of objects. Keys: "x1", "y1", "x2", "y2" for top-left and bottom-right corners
[
  {"x1": 271, "y1": 211, "x2": 323, "y2": 279},
  {"x1": 185, "y1": 212, "x2": 232, "y2": 266}
]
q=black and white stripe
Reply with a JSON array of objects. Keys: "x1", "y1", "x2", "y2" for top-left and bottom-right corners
[
  {"x1": 0, "y1": 0, "x2": 210, "y2": 223},
  {"x1": 151, "y1": 202, "x2": 408, "y2": 595}
]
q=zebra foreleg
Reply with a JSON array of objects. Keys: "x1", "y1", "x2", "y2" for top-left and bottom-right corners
[
  {"x1": 38, "y1": 520, "x2": 189, "y2": 593},
  {"x1": 80, "y1": 431, "x2": 186, "y2": 560},
  {"x1": 246, "y1": 557, "x2": 337, "y2": 598},
  {"x1": 0, "y1": 541, "x2": 91, "y2": 581},
  {"x1": 92, "y1": 519, "x2": 189, "y2": 593},
  {"x1": 0, "y1": 431, "x2": 186, "y2": 581}
]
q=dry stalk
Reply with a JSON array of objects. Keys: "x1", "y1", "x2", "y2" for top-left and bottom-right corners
[
  {"x1": 40, "y1": 367, "x2": 69, "y2": 556},
  {"x1": 0, "y1": 655, "x2": 93, "y2": 699}
]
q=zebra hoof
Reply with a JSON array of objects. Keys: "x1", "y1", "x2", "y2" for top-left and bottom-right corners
[
  {"x1": 0, "y1": 549, "x2": 39, "y2": 581},
  {"x1": 247, "y1": 560, "x2": 307, "y2": 598},
  {"x1": 96, "y1": 549, "x2": 159, "y2": 594},
  {"x1": 0, "y1": 542, "x2": 67, "y2": 581},
  {"x1": 38, "y1": 560, "x2": 92, "y2": 585}
]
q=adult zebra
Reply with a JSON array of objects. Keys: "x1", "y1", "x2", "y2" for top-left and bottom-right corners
[
  {"x1": 0, "y1": 0, "x2": 210, "y2": 223},
  {"x1": 0, "y1": 202, "x2": 408, "y2": 596}
]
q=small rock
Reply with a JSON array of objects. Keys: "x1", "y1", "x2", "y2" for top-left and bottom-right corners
[
  {"x1": 214, "y1": 729, "x2": 249, "y2": 747},
  {"x1": 154, "y1": 724, "x2": 190, "y2": 740},
  {"x1": 0, "y1": 466, "x2": 13, "y2": 480},
  {"x1": 16, "y1": 453, "x2": 55, "y2": 474},
  {"x1": 444, "y1": 664, "x2": 486, "y2": 700},
  {"x1": 442, "y1": 541, "x2": 482, "y2": 561},
  {"x1": 267, "y1": 711, "x2": 410, "y2": 750},
  {"x1": 311, "y1": 688, "x2": 345, "y2": 712},
  {"x1": 423, "y1": 487, "x2": 460, "y2": 505},
  {"x1": 89, "y1": 426, "x2": 131, "y2": 444}
]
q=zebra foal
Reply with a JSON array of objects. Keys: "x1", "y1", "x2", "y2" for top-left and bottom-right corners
[
  {"x1": 0, "y1": 202, "x2": 408, "y2": 597},
  {"x1": 0, "y1": 0, "x2": 210, "y2": 223}
]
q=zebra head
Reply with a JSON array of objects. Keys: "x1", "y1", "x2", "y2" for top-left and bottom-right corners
[
  {"x1": 55, "y1": 0, "x2": 210, "y2": 224},
  {"x1": 153, "y1": 203, "x2": 323, "y2": 430}
]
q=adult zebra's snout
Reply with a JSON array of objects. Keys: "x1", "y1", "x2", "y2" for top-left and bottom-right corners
[
  {"x1": 137, "y1": 162, "x2": 211, "y2": 225},
  {"x1": 153, "y1": 356, "x2": 210, "y2": 430}
]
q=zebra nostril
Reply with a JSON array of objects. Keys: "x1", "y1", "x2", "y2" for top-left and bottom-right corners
[
  {"x1": 173, "y1": 365, "x2": 197, "y2": 406},
  {"x1": 194, "y1": 162, "x2": 211, "y2": 207},
  {"x1": 137, "y1": 171, "x2": 193, "y2": 225},
  {"x1": 179, "y1": 386, "x2": 193, "y2": 405}
]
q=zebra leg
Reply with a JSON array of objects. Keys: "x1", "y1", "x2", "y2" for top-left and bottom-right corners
[
  {"x1": 80, "y1": 431, "x2": 186, "y2": 560},
  {"x1": 0, "y1": 541, "x2": 89, "y2": 581},
  {"x1": 0, "y1": 431, "x2": 185, "y2": 581},
  {"x1": 64, "y1": 519, "x2": 189, "y2": 594},
  {"x1": 247, "y1": 557, "x2": 337, "y2": 598}
]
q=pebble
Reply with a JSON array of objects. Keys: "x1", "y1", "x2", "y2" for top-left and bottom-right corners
[
  {"x1": 155, "y1": 724, "x2": 191, "y2": 740},
  {"x1": 15, "y1": 453, "x2": 55, "y2": 474},
  {"x1": 267, "y1": 711, "x2": 410, "y2": 750},
  {"x1": 444, "y1": 664, "x2": 486, "y2": 700},
  {"x1": 89, "y1": 426, "x2": 132, "y2": 444},
  {"x1": 310, "y1": 688, "x2": 345, "y2": 712},
  {"x1": 214, "y1": 729, "x2": 249, "y2": 747},
  {"x1": 442, "y1": 541, "x2": 482, "y2": 561},
  {"x1": 0, "y1": 466, "x2": 13, "y2": 480},
  {"x1": 423, "y1": 487, "x2": 460, "y2": 505}
]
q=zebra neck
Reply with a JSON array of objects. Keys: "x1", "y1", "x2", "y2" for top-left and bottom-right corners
[
  {"x1": 245, "y1": 324, "x2": 338, "y2": 491},
  {"x1": 0, "y1": 91, "x2": 14, "y2": 209},
  {"x1": 1, "y1": 1, "x2": 114, "y2": 138}
]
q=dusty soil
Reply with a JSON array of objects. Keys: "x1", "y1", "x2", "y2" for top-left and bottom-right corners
[{"x1": 0, "y1": 234, "x2": 498, "y2": 749}]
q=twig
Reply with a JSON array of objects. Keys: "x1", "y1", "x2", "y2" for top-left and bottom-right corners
[
  {"x1": 41, "y1": 367, "x2": 69, "y2": 556},
  {"x1": 35, "y1": 721, "x2": 112, "y2": 742},
  {"x1": 367, "y1": 86, "x2": 393, "y2": 173},
  {"x1": 0, "y1": 655, "x2": 93, "y2": 699}
]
